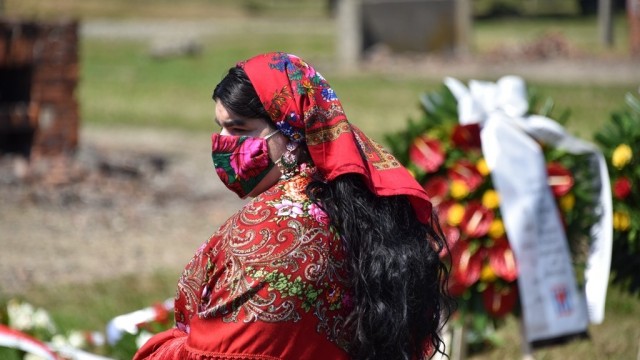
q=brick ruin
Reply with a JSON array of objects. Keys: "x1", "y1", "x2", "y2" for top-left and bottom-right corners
[{"x1": 0, "y1": 19, "x2": 79, "y2": 160}]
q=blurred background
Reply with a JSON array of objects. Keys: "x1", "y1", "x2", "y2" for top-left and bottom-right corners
[{"x1": 0, "y1": 0, "x2": 639, "y2": 359}]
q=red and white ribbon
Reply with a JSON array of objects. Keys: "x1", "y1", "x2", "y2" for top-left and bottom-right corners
[
  {"x1": 105, "y1": 298, "x2": 174, "y2": 345},
  {"x1": 0, "y1": 324, "x2": 60, "y2": 360}
]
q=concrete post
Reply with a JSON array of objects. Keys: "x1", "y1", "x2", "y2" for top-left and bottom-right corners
[
  {"x1": 336, "y1": 0, "x2": 362, "y2": 72},
  {"x1": 629, "y1": 0, "x2": 640, "y2": 57},
  {"x1": 455, "y1": 0, "x2": 472, "y2": 57},
  {"x1": 599, "y1": 0, "x2": 614, "y2": 47}
]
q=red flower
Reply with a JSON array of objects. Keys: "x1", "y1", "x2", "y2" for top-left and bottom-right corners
[
  {"x1": 451, "y1": 124, "x2": 482, "y2": 150},
  {"x1": 460, "y1": 202, "x2": 494, "y2": 238},
  {"x1": 447, "y1": 275, "x2": 468, "y2": 297},
  {"x1": 450, "y1": 240, "x2": 483, "y2": 291},
  {"x1": 409, "y1": 135, "x2": 445, "y2": 173},
  {"x1": 216, "y1": 167, "x2": 243, "y2": 195},
  {"x1": 211, "y1": 133, "x2": 238, "y2": 152},
  {"x1": 547, "y1": 162, "x2": 574, "y2": 197},
  {"x1": 434, "y1": 200, "x2": 454, "y2": 226},
  {"x1": 215, "y1": 167, "x2": 230, "y2": 183},
  {"x1": 152, "y1": 302, "x2": 171, "y2": 324},
  {"x1": 613, "y1": 177, "x2": 632, "y2": 199},
  {"x1": 447, "y1": 274, "x2": 469, "y2": 297},
  {"x1": 487, "y1": 239, "x2": 518, "y2": 282},
  {"x1": 482, "y1": 283, "x2": 518, "y2": 317},
  {"x1": 423, "y1": 176, "x2": 449, "y2": 207},
  {"x1": 231, "y1": 138, "x2": 272, "y2": 180},
  {"x1": 448, "y1": 160, "x2": 484, "y2": 192},
  {"x1": 439, "y1": 225, "x2": 461, "y2": 259}
]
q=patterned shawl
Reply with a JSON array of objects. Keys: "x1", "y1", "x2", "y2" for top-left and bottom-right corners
[{"x1": 239, "y1": 52, "x2": 433, "y2": 222}]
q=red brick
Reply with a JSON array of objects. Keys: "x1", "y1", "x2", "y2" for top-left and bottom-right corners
[{"x1": 0, "y1": 19, "x2": 79, "y2": 157}]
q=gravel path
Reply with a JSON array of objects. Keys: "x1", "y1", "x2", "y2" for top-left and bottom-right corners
[{"x1": 80, "y1": 18, "x2": 332, "y2": 40}]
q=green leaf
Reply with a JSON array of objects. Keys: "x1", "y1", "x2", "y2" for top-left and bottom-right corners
[
  {"x1": 625, "y1": 92, "x2": 640, "y2": 114},
  {"x1": 539, "y1": 97, "x2": 555, "y2": 117}
]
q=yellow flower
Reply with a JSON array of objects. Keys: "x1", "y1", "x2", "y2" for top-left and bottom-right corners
[
  {"x1": 559, "y1": 193, "x2": 575, "y2": 212},
  {"x1": 613, "y1": 211, "x2": 631, "y2": 231},
  {"x1": 480, "y1": 263, "x2": 497, "y2": 282},
  {"x1": 476, "y1": 158, "x2": 490, "y2": 176},
  {"x1": 488, "y1": 219, "x2": 505, "y2": 239},
  {"x1": 447, "y1": 203, "x2": 465, "y2": 226},
  {"x1": 450, "y1": 180, "x2": 469, "y2": 199},
  {"x1": 301, "y1": 79, "x2": 314, "y2": 95},
  {"x1": 482, "y1": 189, "x2": 500, "y2": 209},
  {"x1": 612, "y1": 144, "x2": 633, "y2": 169}
]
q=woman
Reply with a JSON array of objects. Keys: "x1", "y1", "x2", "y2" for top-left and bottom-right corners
[{"x1": 134, "y1": 52, "x2": 451, "y2": 360}]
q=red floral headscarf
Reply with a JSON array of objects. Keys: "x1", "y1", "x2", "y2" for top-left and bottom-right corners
[{"x1": 239, "y1": 52, "x2": 433, "y2": 223}]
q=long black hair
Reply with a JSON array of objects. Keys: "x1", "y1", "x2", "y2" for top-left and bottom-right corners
[
  {"x1": 214, "y1": 67, "x2": 453, "y2": 360},
  {"x1": 307, "y1": 175, "x2": 452, "y2": 359},
  {"x1": 213, "y1": 67, "x2": 271, "y2": 122}
]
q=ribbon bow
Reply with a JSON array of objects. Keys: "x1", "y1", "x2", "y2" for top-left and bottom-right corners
[{"x1": 444, "y1": 75, "x2": 529, "y2": 126}]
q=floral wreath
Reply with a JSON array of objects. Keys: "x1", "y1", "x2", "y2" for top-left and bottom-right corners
[
  {"x1": 595, "y1": 92, "x2": 640, "y2": 295},
  {"x1": 385, "y1": 80, "x2": 600, "y2": 347}
]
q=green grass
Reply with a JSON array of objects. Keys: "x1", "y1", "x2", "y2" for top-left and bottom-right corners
[
  {"x1": 468, "y1": 284, "x2": 640, "y2": 359},
  {"x1": 1, "y1": 272, "x2": 178, "y2": 337},
  {"x1": 79, "y1": 28, "x2": 335, "y2": 132},
  {"x1": 527, "y1": 82, "x2": 636, "y2": 137},
  {"x1": 9, "y1": 271, "x2": 179, "y2": 332},
  {"x1": 474, "y1": 15, "x2": 630, "y2": 57},
  {"x1": 80, "y1": 36, "x2": 635, "y2": 142}
]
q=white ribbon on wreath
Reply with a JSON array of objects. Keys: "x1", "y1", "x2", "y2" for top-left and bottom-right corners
[{"x1": 444, "y1": 76, "x2": 612, "y2": 343}]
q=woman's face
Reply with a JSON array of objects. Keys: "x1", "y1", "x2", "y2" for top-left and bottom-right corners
[{"x1": 214, "y1": 101, "x2": 289, "y2": 197}]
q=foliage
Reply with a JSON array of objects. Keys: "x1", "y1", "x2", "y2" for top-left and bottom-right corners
[
  {"x1": 594, "y1": 93, "x2": 640, "y2": 295},
  {"x1": 0, "y1": 297, "x2": 173, "y2": 359},
  {"x1": 386, "y1": 82, "x2": 599, "y2": 350},
  {"x1": 0, "y1": 299, "x2": 57, "y2": 359}
]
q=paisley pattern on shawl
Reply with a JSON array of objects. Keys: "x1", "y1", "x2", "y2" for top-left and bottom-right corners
[{"x1": 174, "y1": 164, "x2": 352, "y2": 350}]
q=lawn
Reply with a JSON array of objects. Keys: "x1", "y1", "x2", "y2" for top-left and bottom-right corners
[
  {"x1": 79, "y1": 37, "x2": 635, "y2": 140},
  {"x1": 2, "y1": 1, "x2": 639, "y2": 359}
]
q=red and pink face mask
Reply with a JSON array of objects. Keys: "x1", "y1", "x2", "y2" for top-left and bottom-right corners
[{"x1": 211, "y1": 130, "x2": 279, "y2": 198}]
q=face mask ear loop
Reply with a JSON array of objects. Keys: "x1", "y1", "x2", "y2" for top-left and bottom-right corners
[{"x1": 264, "y1": 129, "x2": 280, "y2": 140}]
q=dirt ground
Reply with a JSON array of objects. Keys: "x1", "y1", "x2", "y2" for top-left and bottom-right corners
[
  {"x1": 0, "y1": 127, "x2": 246, "y2": 295},
  {"x1": 1, "y1": 19, "x2": 639, "y2": 296}
]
